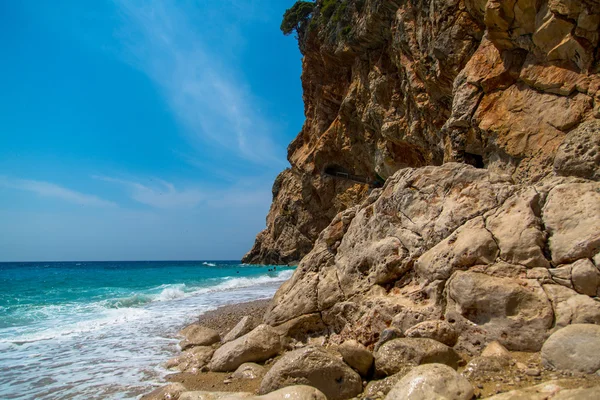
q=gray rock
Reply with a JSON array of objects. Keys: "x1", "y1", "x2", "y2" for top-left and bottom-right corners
[
  {"x1": 167, "y1": 346, "x2": 214, "y2": 373},
  {"x1": 374, "y1": 338, "x2": 460, "y2": 376},
  {"x1": 541, "y1": 324, "x2": 600, "y2": 373},
  {"x1": 209, "y1": 325, "x2": 281, "y2": 372},
  {"x1": 385, "y1": 364, "x2": 473, "y2": 400},
  {"x1": 222, "y1": 316, "x2": 254, "y2": 343},
  {"x1": 231, "y1": 363, "x2": 266, "y2": 380},
  {"x1": 363, "y1": 372, "x2": 409, "y2": 398},
  {"x1": 554, "y1": 119, "x2": 600, "y2": 181},
  {"x1": 405, "y1": 320, "x2": 458, "y2": 347},
  {"x1": 338, "y1": 339, "x2": 373, "y2": 377},
  {"x1": 571, "y1": 259, "x2": 600, "y2": 296},
  {"x1": 374, "y1": 328, "x2": 403, "y2": 352},
  {"x1": 180, "y1": 325, "x2": 220, "y2": 350},
  {"x1": 259, "y1": 346, "x2": 362, "y2": 400}
]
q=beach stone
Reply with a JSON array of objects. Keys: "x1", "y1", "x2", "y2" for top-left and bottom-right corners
[
  {"x1": 481, "y1": 341, "x2": 511, "y2": 360},
  {"x1": 405, "y1": 320, "x2": 458, "y2": 347},
  {"x1": 169, "y1": 346, "x2": 214, "y2": 373},
  {"x1": 571, "y1": 259, "x2": 600, "y2": 296},
  {"x1": 338, "y1": 339, "x2": 373, "y2": 376},
  {"x1": 541, "y1": 324, "x2": 600, "y2": 373},
  {"x1": 374, "y1": 338, "x2": 460, "y2": 376},
  {"x1": 483, "y1": 380, "x2": 600, "y2": 399},
  {"x1": 231, "y1": 363, "x2": 266, "y2": 380},
  {"x1": 180, "y1": 325, "x2": 220, "y2": 350},
  {"x1": 222, "y1": 316, "x2": 254, "y2": 343},
  {"x1": 142, "y1": 383, "x2": 187, "y2": 400},
  {"x1": 385, "y1": 364, "x2": 473, "y2": 400},
  {"x1": 209, "y1": 324, "x2": 281, "y2": 372},
  {"x1": 259, "y1": 346, "x2": 362, "y2": 400},
  {"x1": 180, "y1": 386, "x2": 326, "y2": 400},
  {"x1": 363, "y1": 370, "x2": 410, "y2": 398}
]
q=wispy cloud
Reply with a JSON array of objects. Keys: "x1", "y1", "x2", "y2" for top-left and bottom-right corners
[
  {"x1": 0, "y1": 177, "x2": 117, "y2": 208},
  {"x1": 94, "y1": 175, "x2": 203, "y2": 209},
  {"x1": 114, "y1": 0, "x2": 284, "y2": 167}
]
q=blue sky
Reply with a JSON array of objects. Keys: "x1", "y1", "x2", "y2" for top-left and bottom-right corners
[{"x1": 0, "y1": 0, "x2": 304, "y2": 261}]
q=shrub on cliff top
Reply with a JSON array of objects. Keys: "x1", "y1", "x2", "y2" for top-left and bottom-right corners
[{"x1": 280, "y1": 1, "x2": 315, "y2": 36}]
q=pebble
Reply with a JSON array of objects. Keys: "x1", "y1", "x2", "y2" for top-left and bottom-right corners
[{"x1": 525, "y1": 368, "x2": 541, "y2": 376}]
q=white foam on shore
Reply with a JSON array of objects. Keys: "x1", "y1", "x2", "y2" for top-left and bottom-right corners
[{"x1": 0, "y1": 271, "x2": 291, "y2": 400}]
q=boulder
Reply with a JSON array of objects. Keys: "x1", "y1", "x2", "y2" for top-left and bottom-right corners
[
  {"x1": 142, "y1": 383, "x2": 187, "y2": 400},
  {"x1": 231, "y1": 363, "x2": 266, "y2": 380},
  {"x1": 481, "y1": 341, "x2": 511, "y2": 360},
  {"x1": 374, "y1": 338, "x2": 460, "y2": 376},
  {"x1": 445, "y1": 271, "x2": 554, "y2": 351},
  {"x1": 259, "y1": 346, "x2": 362, "y2": 400},
  {"x1": 222, "y1": 316, "x2": 254, "y2": 343},
  {"x1": 405, "y1": 320, "x2": 458, "y2": 347},
  {"x1": 180, "y1": 386, "x2": 326, "y2": 400},
  {"x1": 209, "y1": 325, "x2": 281, "y2": 372},
  {"x1": 374, "y1": 327, "x2": 403, "y2": 351},
  {"x1": 337, "y1": 339, "x2": 373, "y2": 377},
  {"x1": 385, "y1": 364, "x2": 473, "y2": 400},
  {"x1": 541, "y1": 324, "x2": 600, "y2": 373},
  {"x1": 180, "y1": 325, "x2": 220, "y2": 350},
  {"x1": 167, "y1": 346, "x2": 214, "y2": 373},
  {"x1": 571, "y1": 259, "x2": 600, "y2": 296},
  {"x1": 363, "y1": 371, "x2": 408, "y2": 398}
]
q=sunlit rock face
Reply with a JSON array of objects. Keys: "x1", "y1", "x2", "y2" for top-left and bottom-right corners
[{"x1": 244, "y1": 0, "x2": 600, "y2": 270}]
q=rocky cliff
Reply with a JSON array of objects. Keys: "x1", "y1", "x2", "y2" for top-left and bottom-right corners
[
  {"x1": 243, "y1": 0, "x2": 600, "y2": 265},
  {"x1": 256, "y1": 0, "x2": 600, "y2": 353}
]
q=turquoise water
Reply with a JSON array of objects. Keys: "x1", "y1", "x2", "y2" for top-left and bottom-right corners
[{"x1": 0, "y1": 261, "x2": 294, "y2": 399}]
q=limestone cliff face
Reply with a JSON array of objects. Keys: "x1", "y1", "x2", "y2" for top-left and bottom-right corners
[{"x1": 243, "y1": 0, "x2": 600, "y2": 265}]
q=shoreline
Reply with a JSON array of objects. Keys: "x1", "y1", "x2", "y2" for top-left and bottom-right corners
[{"x1": 144, "y1": 298, "x2": 273, "y2": 398}]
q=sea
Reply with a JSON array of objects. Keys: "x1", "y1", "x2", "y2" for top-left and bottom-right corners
[{"x1": 0, "y1": 261, "x2": 295, "y2": 400}]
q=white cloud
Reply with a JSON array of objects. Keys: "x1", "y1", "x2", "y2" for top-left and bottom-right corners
[
  {"x1": 0, "y1": 177, "x2": 117, "y2": 208},
  {"x1": 94, "y1": 175, "x2": 204, "y2": 209},
  {"x1": 114, "y1": 0, "x2": 284, "y2": 167}
]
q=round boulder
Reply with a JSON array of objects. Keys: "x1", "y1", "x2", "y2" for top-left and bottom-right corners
[
  {"x1": 231, "y1": 363, "x2": 266, "y2": 380},
  {"x1": 385, "y1": 364, "x2": 473, "y2": 400},
  {"x1": 337, "y1": 339, "x2": 373, "y2": 376},
  {"x1": 374, "y1": 338, "x2": 460, "y2": 376},
  {"x1": 541, "y1": 324, "x2": 600, "y2": 373},
  {"x1": 259, "y1": 346, "x2": 362, "y2": 400},
  {"x1": 180, "y1": 325, "x2": 221, "y2": 350},
  {"x1": 209, "y1": 325, "x2": 281, "y2": 372}
]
